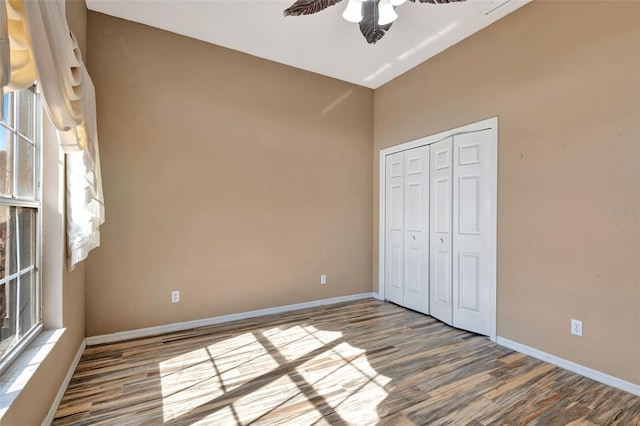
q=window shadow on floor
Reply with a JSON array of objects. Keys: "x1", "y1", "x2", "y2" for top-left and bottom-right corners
[{"x1": 52, "y1": 299, "x2": 640, "y2": 425}]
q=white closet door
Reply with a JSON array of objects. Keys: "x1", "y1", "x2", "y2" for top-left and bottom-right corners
[
  {"x1": 429, "y1": 137, "x2": 453, "y2": 325},
  {"x1": 402, "y1": 146, "x2": 430, "y2": 314},
  {"x1": 385, "y1": 151, "x2": 405, "y2": 305},
  {"x1": 452, "y1": 130, "x2": 493, "y2": 336}
]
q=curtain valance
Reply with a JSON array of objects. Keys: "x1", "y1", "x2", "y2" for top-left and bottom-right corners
[{"x1": 1, "y1": 0, "x2": 104, "y2": 270}]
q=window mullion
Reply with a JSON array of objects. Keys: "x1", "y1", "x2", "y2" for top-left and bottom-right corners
[
  {"x1": 15, "y1": 208, "x2": 20, "y2": 338},
  {"x1": 35, "y1": 90, "x2": 42, "y2": 325},
  {"x1": 12, "y1": 91, "x2": 18, "y2": 198},
  {"x1": 0, "y1": 266, "x2": 34, "y2": 286},
  {"x1": 0, "y1": 199, "x2": 40, "y2": 208}
]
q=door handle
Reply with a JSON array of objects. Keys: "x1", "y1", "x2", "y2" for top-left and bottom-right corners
[{"x1": 440, "y1": 238, "x2": 444, "y2": 243}]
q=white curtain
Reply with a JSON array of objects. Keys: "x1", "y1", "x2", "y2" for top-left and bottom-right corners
[
  {"x1": 65, "y1": 69, "x2": 104, "y2": 268},
  {"x1": 1, "y1": 0, "x2": 104, "y2": 270}
]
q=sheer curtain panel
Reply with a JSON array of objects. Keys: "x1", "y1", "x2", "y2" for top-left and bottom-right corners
[{"x1": 1, "y1": 0, "x2": 104, "y2": 270}]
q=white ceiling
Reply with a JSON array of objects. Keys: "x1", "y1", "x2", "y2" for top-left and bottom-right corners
[{"x1": 85, "y1": 0, "x2": 531, "y2": 89}]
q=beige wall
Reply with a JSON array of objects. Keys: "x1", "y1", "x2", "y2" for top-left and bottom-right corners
[
  {"x1": 83, "y1": 0, "x2": 638, "y2": 389},
  {"x1": 65, "y1": 0, "x2": 87, "y2": 59},
  {"x1": 1, "y1": 1, "x2": 89, "y2": 424},
  {"x1": 374, "y1": 1, "x2": 640, "y2": 384},
  {"x1": 84, "y1": 12, "x2": 374, "y2": 336}
]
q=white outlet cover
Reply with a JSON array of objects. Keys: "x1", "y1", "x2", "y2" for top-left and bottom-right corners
[
  {"x1": 171, "y1": 291, "x2": 180, "y2": 303},
  {"x1": 571, "y1": 319, "x2": 582, "y2": 336},
  {"x1": 321, "y1": 275, "x2": 327, "y2": 285}
]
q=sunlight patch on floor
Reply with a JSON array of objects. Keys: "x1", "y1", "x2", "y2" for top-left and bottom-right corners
[
  {"x1": 158, "y1": 326, "x2": 389, "y2": 424},
  {"x1": 296, "y1": 341, "x2": 392, "y2": 424},
  {"x1": 265, "y1": 325, "x2": 343, "y2": 362},
  {"x1": 205, "y1": 332, "x2": 267, "y2": 359},
  {"x1": 159, "y1": 332, "x2": 279, "y2": 421},
  {"x1": 232, "y1": 375, "x2": 300, "y2": 424},
  {"x1": 191, "y1": 406, "x2": 236, "y2": 426}
]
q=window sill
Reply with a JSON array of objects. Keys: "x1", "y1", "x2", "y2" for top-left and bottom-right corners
[{"x1": 0, "y1": 328, "x2": 66, "y2": 420}]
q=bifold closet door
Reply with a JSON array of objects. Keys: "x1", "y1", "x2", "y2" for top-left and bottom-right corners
[
  {"x1": 385, "y1": 126, "x2": 495, "y2": 336},
  {"x1": 402, "y1": 146, "x2": 430, "y2": 314},
  {"x1": 429, "y1": 137, "x2": 453, "y2": 325},
  {"x1": 384, "y1": 151, "x2": 405, "y2": 306},
  {"x1": 452, "y1": 130, "x2": 493, "y2": 336},
  {"x1": 384, "y1": 147, "x2": 430, "y2": 313},
  {"x1": 429, "y1": 130, "x2": 493, "y2": 336}
]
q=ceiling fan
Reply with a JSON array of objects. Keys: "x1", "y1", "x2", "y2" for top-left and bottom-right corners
[{"x1": 284, "y1": 0, "x2": 466, "y2": 44}]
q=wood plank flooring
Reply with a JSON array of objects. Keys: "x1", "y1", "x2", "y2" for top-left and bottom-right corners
[{"x1": 53, "y1": 299, "x2": 640, "y2": 425}]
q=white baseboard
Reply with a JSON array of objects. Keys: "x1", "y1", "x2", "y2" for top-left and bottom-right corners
[
  {"x1": 86, "y1": 293, "x2": 375, "y2": 346},
  {"x1": 497, "y1": 336, "x2": 640, "y2": 397},
  {"x1": 42, "y1": 338, "x2": 86, "y2": 426},
  {"x1": 372, "y1": 292, "x2": 383, "y2": 301}
]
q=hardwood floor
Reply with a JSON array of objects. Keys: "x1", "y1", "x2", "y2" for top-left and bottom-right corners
[{"x1": 53, "y1": 299, "x2": 640, "y2": 425}]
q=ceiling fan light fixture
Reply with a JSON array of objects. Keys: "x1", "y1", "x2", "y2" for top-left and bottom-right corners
[
  {"x1": 377, "y1": 0, "x2": 398, "y2": 26},
  {"x1": 283, "y1": 0, "x2": 466, "y2": 44},
  {"x1": 342, "y1": 0, "x2": 364, "y2": 23}
]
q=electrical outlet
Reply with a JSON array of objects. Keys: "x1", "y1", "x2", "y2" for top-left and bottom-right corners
[
  {"x1": 171, "y1": 291, "x2": 180, "y2": 303},
  {"x1": 320, "y1": 274, "x2": 327, "y2": 285},
  {"x1": 571, "y1": 319, "x2": 582, "y2": 336}
]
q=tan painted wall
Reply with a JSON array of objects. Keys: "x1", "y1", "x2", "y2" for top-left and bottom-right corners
[
  {"x1": 1, "y1": 1, "x2": 89, "y2": 424},
  {"x1": 84, "y1": 12, "x2": 374, "y2": 336},
  {"x1": 66, "y1": 0, "x2": 87, "y2": 59},
  {"x1": 373, "y1": 1, "x2": 640, "y2": 384}
]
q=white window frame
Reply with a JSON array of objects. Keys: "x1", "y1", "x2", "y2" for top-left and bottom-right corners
[{"x1": 0, "y1": 86, "x2": 43, "y2": 374}]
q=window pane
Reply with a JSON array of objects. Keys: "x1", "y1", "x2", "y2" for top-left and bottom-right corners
[
  {"x1": 1, "y1": 92, "x2": 14, "y2": 130},
  {"x1": 16, "y1": 136, "x2": 35, "y2": 199},
  {"x1": 0, "y1": 126, "x2": 13, "y2": 197},
  {"x1": 18, "y1": 271, "x2": 34, "y2": 338},
  {"x1": 17, "y1": 90, "x2": 34, "y2": 140},
  {"x1": 0, "y1": 279, "x2": 17, "y2": 359},
  {"x1": 0, "y1": 87, "x2": 40, "y2": 369},
  {"x1": 0, "y1": 206, "x2": 17, "y2": 280},
  {"x1": 18, "y1": 208, "x2": 35, "y2": 270}
]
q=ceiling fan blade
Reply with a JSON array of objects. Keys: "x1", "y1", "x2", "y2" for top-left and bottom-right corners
[
  {"x1": 283, "y1": 0, "x2": 344, "y2": 16},
  {"x1": 360, "y1": 1, "x2": 393, "y2": 44}
]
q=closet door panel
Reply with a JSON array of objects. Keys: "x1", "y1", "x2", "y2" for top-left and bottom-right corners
[
  {"x1": 452, "y1": 130, "x2": 492, "y2": 336},
  {"x1": 429, "y1": 137, "x2": 453, "y2": 325},
  {"x1": 403, "y1": 146, "x2": 430, "y2": 314},
  {"x1": 385, "y1": 151, "x2": 405, "y2": 305}
]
